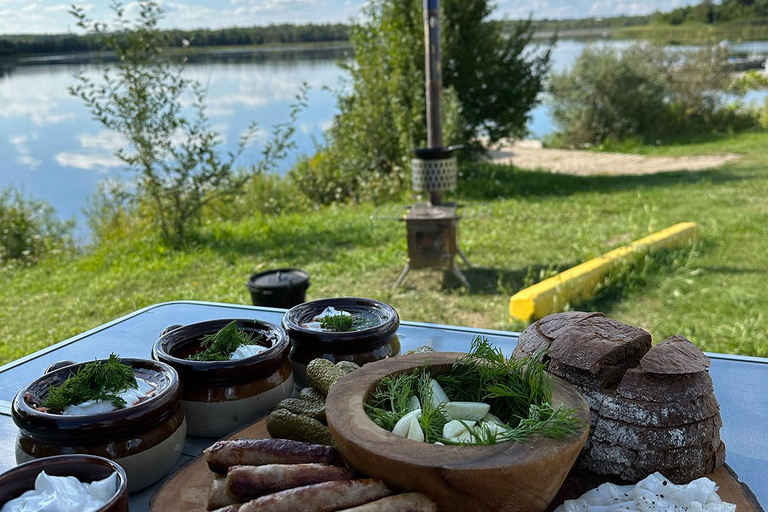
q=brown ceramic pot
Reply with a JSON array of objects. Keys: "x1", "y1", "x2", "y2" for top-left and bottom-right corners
[
  {"x1": 152, "y1": 318, "x2": 294, "y2": 437},
  {"x1": 12, "y1": 358, "x2": 186, "y2": 493},
  {"x1": 283, "y1": 297, "x2": 400, "y2": 386},
  {"x1": 0, "y1": 455, "x2": 128, "y2": 511}
]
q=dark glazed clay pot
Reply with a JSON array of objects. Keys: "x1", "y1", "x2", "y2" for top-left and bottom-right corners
[
  {"x1": 152, "y1": 318, "x2": 294, "y2": 437},
  {"x1": 0, "y1": 455, "x2": 128, "y2": 511},
  {"x1": 12, "y1": 359, "x2": 186, "y2": 492},
  {"x1": 283, "y1": 297, "x2": 400, "y2": 386}
]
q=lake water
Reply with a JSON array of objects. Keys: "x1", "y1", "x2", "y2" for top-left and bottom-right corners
[{"x1": 1, "y1": 40, "x2": 766, "y2": 235}]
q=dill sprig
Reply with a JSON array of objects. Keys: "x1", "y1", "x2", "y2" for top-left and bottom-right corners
[
  {"x1": 364, "y1": 336, "x2": 584, "y2": 445},
  {"x1": 320, "y1": 314, "x2": 354, "y2": 332},
  {"x1": 188, "y1": 321, "x2": 263, "y2": 361},
  {"x1": 416, "y1": 372, "x2": 447, "y2": 443},
  {"x1": 436, "y1": 336, "x2": 553, "y2": 428},
  {"x1": 365, "y1": 371, "x2": 418, "y2": 431},
  {"x1": 439, "y1": 404, "x2": 582, "y2": 445},
  {"x1": 43, "y1": 354, "x2": 137, "y2": 412}
]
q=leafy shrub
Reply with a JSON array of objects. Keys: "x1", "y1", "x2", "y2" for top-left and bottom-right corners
[
  {"x1": 303, "y1": 0, "x2": 550, "y2": 204},
  {"x1": 0, "y1": 187, "x2": 74, "y2": 266},
  {"x1": 70, "y1": 2, "x2": 302, "y2": 246},
  {"x1": 549, "y1": 43, "x2": 760, "y2": 147}
]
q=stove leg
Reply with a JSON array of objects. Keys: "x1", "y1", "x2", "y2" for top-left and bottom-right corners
[
  {"x1": 451, "y1": 261, "x2": 471, "y2": 289},
  {"x1": 393, "y1": 263, "x2": 411, "y2": 290},
  {"x1": 457, "y1": 247, "x2": 473, "y2": 268}
]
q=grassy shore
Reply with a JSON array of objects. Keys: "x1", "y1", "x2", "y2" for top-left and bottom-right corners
[
  {"x1": 2, "y1": 132, "x2": 768, "y2": 364},
  {"x1": 615, "y1": 22, "x2": 768, "y2": 44}
]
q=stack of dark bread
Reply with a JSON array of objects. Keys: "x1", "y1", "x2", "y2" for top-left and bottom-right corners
[{"x1": 514, "y1": 311, "x2": 725, "y2": 483}]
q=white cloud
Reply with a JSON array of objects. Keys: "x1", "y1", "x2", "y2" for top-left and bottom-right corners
[
  {"x1": 56, "y1": 129, "x2": 125, "y2": 172},
  {"x1": 55, "y1": 152, "x2": 122, "y2": 171},
  {"x1": 9, "y1": 134, "x2": 42, "y2": 170},
  {"x1": 76, "y1": 130, "x2": 128, "y2": 151}
]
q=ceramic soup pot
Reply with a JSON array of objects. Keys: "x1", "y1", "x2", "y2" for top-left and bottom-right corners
[
  {"x1": 12, "y1": 359, "x2": 186, "y2": 493},
  {"x1": 282, "y1": 297, "x2": 400, "y2": 387},
  {"x1": 152, "y1": 318, "x2": 294, "y2": 437},
  {"x1": 0, "y1": 455, "x2": 128, "y2": 511}
]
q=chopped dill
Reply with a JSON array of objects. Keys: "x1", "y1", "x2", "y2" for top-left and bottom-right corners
[
  {"x1": 364, "y1": 336, "x2": 583, "y2": 445},
  {"x1": 43, "y1": 354, "x2": 137, "y2": 412},
  {"x1": 188, "y1": 321, "x2": 264, "y2": 362},
  {"x1": 320, "y1": 314, "x2": 354, "y2": 332}
]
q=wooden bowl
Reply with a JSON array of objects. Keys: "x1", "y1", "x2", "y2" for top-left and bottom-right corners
[{"x1": 325, "y1": 352, "x2": 590, "y2": 512}]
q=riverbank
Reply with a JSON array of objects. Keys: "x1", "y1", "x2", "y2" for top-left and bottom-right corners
[
  {"x1": 616, "y1": 23, "x2": 768, "y2": 44},
  {"x1": 1, "y1": 131, "x2": 767, "y2": 364}
]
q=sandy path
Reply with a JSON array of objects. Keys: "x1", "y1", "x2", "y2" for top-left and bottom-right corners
[{"x1": 487, "y1": 140, "x2": 739, "y2": 176}]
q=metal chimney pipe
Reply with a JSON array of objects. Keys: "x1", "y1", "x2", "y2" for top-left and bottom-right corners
[{"x1": 424, "y1": 0, "x2": 443, "y2": 206}]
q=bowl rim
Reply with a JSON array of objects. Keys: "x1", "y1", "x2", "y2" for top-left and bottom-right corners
[
  {"x1": 12, "y1": 358, "x2": 181, "y2": 435},
  {"x1": 0, "y1": 454, "x2": 128, "y2": 510},
  {"x1": 282, "y1": 297, "x2": 399, "y2": 343},
  {"x1": 152, "y1": 318, "x2": 289, "y2": 370},
  {"x1": 325, "y1": 352, "x2": 590, "y2": 463}
]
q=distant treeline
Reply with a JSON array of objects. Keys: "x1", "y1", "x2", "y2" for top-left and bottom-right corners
[
  {"x1": 525, "y1": 15, "x2": 652, "y2": 32},
  {"x1": 653, "y1": 0, "x2": 768, "y2": 24},
  {"x1": 0, "y1": 23, "x2": 349, "y2": 57}
]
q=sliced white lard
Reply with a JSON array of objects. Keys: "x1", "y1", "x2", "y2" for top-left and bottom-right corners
[
  {"x1": 229, "y1": 344, "x2": 268, "y2": 360},
  {"x1": 443, "y1": 419, "x2": 475, "y2": 438},
  {"x1": 62, "y1": 378, "x2": 156, "y2": 416},
  {"x1": 392, "y1": 409, "x2": 421, "y2": 438},
  {"x1": 429, "y1": 379, "x2": 450, "y2": 409},
  {"x1": 0, "y1": 471, "x2": 117, "y2": 512},
  {"x1": 445, "y1": 401, "x2": 491, "y2": 422},
  {"x1": 553, "y1": 472, "x2": 737, "y2": 512}
]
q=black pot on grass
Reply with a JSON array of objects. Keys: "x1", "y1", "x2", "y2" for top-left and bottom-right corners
[{"x1": 247, "y1": 268, "x2": 310, "y2": 309}]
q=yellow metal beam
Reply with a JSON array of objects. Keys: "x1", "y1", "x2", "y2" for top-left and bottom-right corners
[{"x1": 509, "y1": 222, "x2": 699, "y2": 323}]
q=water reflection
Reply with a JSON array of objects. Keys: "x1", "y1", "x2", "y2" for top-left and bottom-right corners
[{"x1": 0, "y1": 40, "x2": 765, "y2": 235}]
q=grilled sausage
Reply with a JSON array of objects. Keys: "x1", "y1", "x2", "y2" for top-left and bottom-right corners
[
  {"x1": 208, "y1": 477, "x2": 243, "y2": 510},
  {"x1": 226, "y1": 463, "x2": 355, "y2": 500},
  {"x1": 205, "y1": 438, "x2": 343, "y2": 474},
  {"x1": 336, "y1": 492, "x2": 438, "y2": 511},
  {"x1": 238, "y1": 479, "x2": 391, "y2": 512}
]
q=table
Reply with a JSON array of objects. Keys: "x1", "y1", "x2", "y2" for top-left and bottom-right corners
[{"x1": 0, "y1": 301, "x2": 766, "y2": 510}]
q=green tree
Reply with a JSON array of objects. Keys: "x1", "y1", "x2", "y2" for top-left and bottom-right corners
[
  {"x1": 0, "y1": 187, "x2": 74, "y2": 266},
  {"x1": 291, "y1": 0, "x2": 550, "y2": 204},
  {"x1": 70, "y1": 2, "x2": 303, "y2": 245},
  {"x1": 549, "y1": 43, "x2": 758, "y2": 147}
]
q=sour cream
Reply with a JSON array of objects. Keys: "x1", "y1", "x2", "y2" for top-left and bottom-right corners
[
  {"x1": 554, "y1": 471, "x2": 736, "y2": 512},
  {"x1": 229, "y1": 344, "x2": 268, "y2": 360},
  {"x1": 302, "y1": 306, "x2": 352, "y2": 330},
  {"x1": 0, "y1": 471, "x2": 117, "y2": 512},
  {"x1": 62, "y1": 377, "x2": 156, "y2": 416}
]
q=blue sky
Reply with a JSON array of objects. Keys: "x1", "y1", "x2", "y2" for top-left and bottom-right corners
[{"x1": 2, "y1": 0, "x2": 701, "y2": 35}]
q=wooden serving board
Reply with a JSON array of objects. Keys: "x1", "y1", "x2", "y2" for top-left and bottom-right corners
[{"x1": 150, "y1": 419, "x2": 764, "y2": 512}]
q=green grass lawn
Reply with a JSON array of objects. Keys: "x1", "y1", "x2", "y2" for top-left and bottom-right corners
[{"x1": 2, "y1": 132, "x2": 767, "y2": 364}]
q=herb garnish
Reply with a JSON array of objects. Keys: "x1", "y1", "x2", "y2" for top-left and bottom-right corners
[
  {"x1": 365, "y1": 336, "x2": 583, "y2": 445},
  {"x1": 187, "y1": 321, "x2": 263, "y2": 361},
  {"x1": 43, "y1": 354, "x2": 138, "y2": 412},
  {"x1": 320, "y1": 313, "x2": 354, "y2": 332}
]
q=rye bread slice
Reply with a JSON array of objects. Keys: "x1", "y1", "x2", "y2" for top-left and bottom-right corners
[
  {"x1": 616, "y1": 368, "x2": 714, "y2": 403},
  {"x1": 513, "y1": 323, "x2": 553, "y2": 360},
  {"x1": 536, "y1": 311, "x2": 606, "y2": 340},
  {"x1": 549, "y1": 359, "x2": 629, "y2": 389},
  {"x1": 547, "y1": 317, "x2": 651, "y2": 374},
  {"x1": 580, "y1": 437, "x2": 723, "y2": 482},
  {"x1": 592, "y1": 415, "x2": 722, "y2": 450},
  {"x1": 597, "y1": 393, "x2": 721, "y2": 428},
  {"x1": 639, "y1": 335, "x2": 711, "y2": 375}
]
